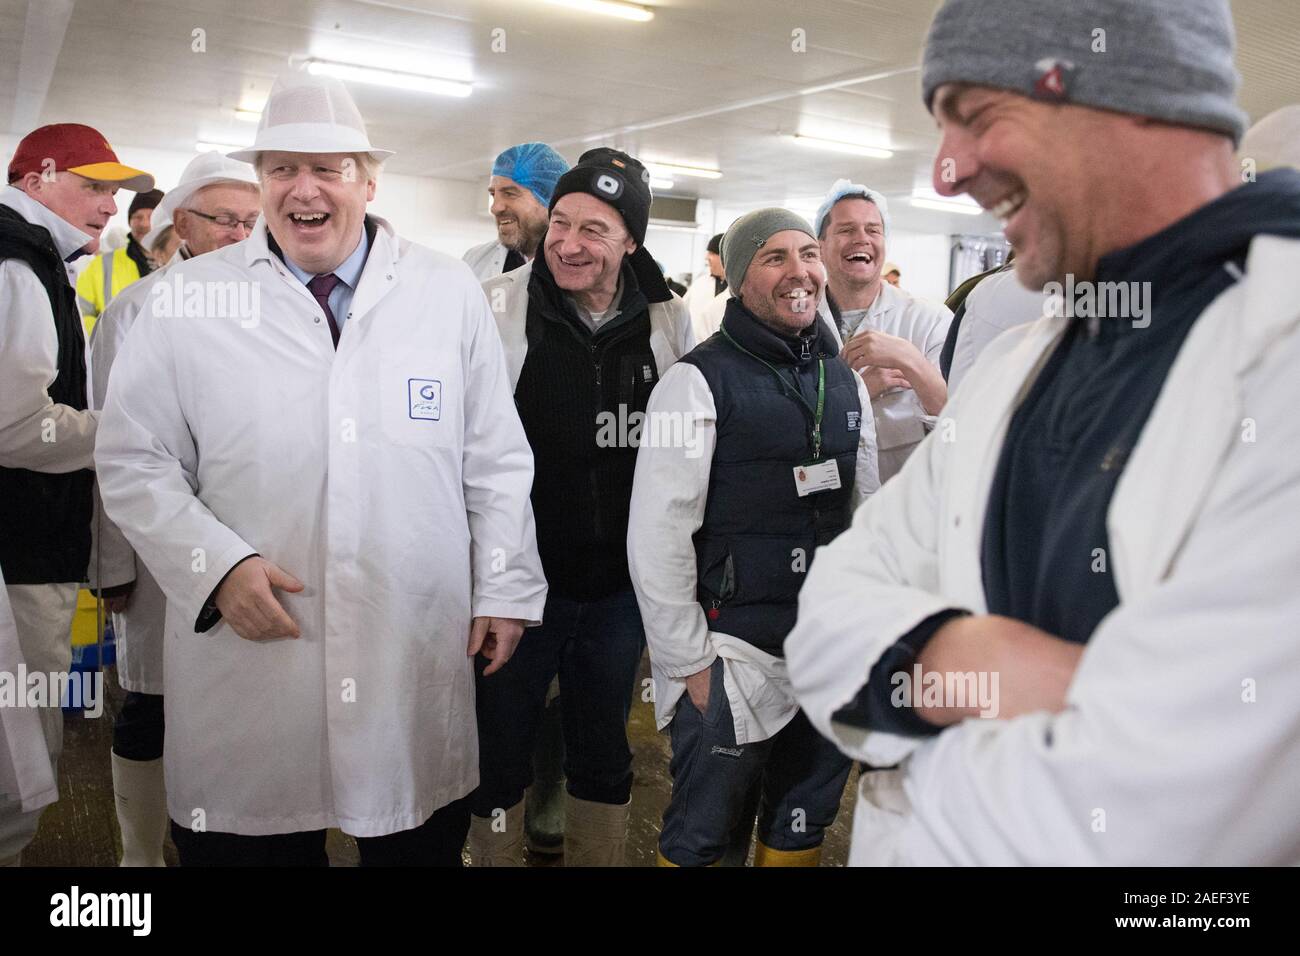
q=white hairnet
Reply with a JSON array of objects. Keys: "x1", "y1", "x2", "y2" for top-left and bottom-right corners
[{"x1": 814, "y1": 179, "x2": 890, "y2": 238}]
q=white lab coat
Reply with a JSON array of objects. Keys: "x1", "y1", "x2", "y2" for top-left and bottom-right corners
[
  {"x1": 0, "y1": 568, "x2": 57, "y2": 814},
  {"x1": 682, "y1": 271, "x2": 726, "y2": 344},
  {"x1": 95, "y1": 216, "x2": 547, "y2": 837},
  {"x1": 628, "y1": 359, "x2": 879, "y2": 745},
  {"x1": 946, "y1": 266, "x2": 1049, "y2": 393},
  {"x1": 787, "y1": 235, "x2": 1300, "y2": 865},
  {"x1": 0, "y1": 185, "x2": 87, "y2": 830},
  {"x1": 462, "y1": 238, "x2": 509, "y2": 282},
  {"x1": 481, "y1": 258, "x2": 696, "y2": 391},
  {"x1": 839, "y1": 283, "x2": 952, "y2": 483},
  {"x1": 86, "y1": 249, "x2": 187, "y2": 695},
  {"x1": 698, "y1": 286, "x2": 734, "y2": 344}
]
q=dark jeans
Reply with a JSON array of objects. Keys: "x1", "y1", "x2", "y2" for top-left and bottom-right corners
[
  {"x1": 470, "y1": 587, "x2": 645, "y2": 815},
  {"x1": 659, "y1": 658, "x2": 852, "y2": 866},
  {"x1": 112, "y1": 691, "x2": 165, "y2": 761},
  {"x1": 169, "y1": 798, "x2": 470, "y2": 867}
]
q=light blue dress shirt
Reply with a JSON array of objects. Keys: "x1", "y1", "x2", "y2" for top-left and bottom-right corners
[{"x1": 281, "y1": 226, "x2": 370, "y2": 335}]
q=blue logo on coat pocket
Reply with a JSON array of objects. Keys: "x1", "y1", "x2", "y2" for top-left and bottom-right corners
[{"x1": 408, "y1": 379, "x2": 442, "y2": 421}]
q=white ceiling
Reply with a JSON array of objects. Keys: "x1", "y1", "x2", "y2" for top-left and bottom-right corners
[{"x1": 3, "y1": 0, "x2": 1298, "y2": 235}]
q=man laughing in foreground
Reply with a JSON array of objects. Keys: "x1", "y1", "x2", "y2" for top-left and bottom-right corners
[{"x1": 786, "y1": 0, "x2": 1300, "y2": 865}]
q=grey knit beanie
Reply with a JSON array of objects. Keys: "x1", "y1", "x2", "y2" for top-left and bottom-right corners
[
  {"x1": 921, "y1": 0, "x2": 1247, "y2": 144},
  {"x1": 721, "y1": 208, "x2": 817, "y2": 294}
]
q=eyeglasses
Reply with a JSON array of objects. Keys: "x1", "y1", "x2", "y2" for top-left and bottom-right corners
[{"x1": 184, "y1": 209, "x2": 259, "y2": 231}]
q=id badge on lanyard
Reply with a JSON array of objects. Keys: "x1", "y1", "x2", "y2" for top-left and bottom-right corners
[
  {"x1": 719, "y1": 323, "x2": 840, "y2": 498},
  {"x1": 794, "y1": 458, "x2": 841, "y2": 497},
  {"x1": 792, "y1": 353, "x2": 840, "y2": 496}
]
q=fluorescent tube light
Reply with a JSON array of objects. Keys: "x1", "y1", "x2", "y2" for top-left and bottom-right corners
[
  {"x1": 304, "y1": 59, "x2": 473, "y2": 98},
  {"x1": 645, "y1": 162, "x2": 722, "y2": 180},
  {"x1": 543, "y1": 0, "x2": 654, "y2": 22},
  {"x1": 909, "y1": 197, "x2": 984, "y2": 215},
  {"x1": 790, "y1": 134, "x2": 893, "y2": 159}
]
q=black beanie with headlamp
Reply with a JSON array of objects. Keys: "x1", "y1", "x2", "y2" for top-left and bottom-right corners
[{"x1": 547, "y1": 146, "x2": 669, "y2": 302}]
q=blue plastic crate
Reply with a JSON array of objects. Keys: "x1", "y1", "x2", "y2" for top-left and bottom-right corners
[{"x1": 62, "y1": 620, "x2": 115, "y2": 712}]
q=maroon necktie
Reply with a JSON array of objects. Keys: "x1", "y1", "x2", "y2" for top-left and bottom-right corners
[{"x1": 307, "y1": 273, "x2": 341, "y2": 347}]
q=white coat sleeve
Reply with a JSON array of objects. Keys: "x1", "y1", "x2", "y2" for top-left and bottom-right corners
[
  {"x1": 923, "y1": 302, "x2": 954, "y2": 364},
  {"x1": 677, "y1": 298, "x2": 698, "y2": 355},
  {"x1": 897, "y1": 332, "x2": 1300, "y2": 865},
  {"x1": 683, "y1": 274, "x2": 709, "y2": 336},
  {"x1": 851, "y1": 369, "x2": 880, "y2": 508},
  {"x1": 627, "y1": 363, "x2": 718, "y2": 678},
  {"x1": 0, "y1": 260, "x2": 98, "y2": 472},
  {"x1": 86, "y1": 295, "x2": 139, "y2": 591},
  {"x1": 667, "y1": 294, "x2": 696, "y2": 356},
  {"x1": 460, "y1": 284, "x2": 547, "y2": 625},
  {"x1": 786, "y1": 422, "x2": 965, "y2": 768},
  {"x1": 948, "y1": 271, "x2": 1048, "y2": 395},
  {"x1": 94, "y1": 312, "x2": 257, "y2": 631},
  {"x1": 919, "y1": 301, "x2": 954, "y2": 432}
]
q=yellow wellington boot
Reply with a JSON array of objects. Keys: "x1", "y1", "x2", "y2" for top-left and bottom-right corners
[
  {"x1": 467, "y1": 798, "x2": 526, "y2": 867},
  {"x1": 753, "y1": 841, "x2": 822, "y2": 867},
  {"x1": 563, "y1": 794, "x2": 630, "y2": 867}
]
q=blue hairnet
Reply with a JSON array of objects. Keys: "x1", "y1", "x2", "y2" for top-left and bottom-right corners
[
  {"x1": 814, "y1": 178, "x2": 890, "y2": 239},
  {"x1": 492, "y1": 143, "x2": 570, "y2": 207}
]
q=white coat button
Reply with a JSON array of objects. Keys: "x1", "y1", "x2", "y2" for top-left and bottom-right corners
[
  {"x1": 953, "y1": 515, "x2": 961, "y2": 527},
  {"x1": 314, "y1": 317, "x2": 320, "y2": 323}
]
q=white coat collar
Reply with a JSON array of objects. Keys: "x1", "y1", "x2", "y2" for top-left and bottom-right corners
[
  {"x1": 0, "y1": 184, "x2": 94, "y2": 260},
  {"x1": 868, "y1": 279, "x2": 902, "y2": 320},
  {"x1": 943, "y1": 235, "x2": 1300, "y2": 608},
  {"x1": 242, "y1": 212, "x2": 395, "y2": 269},
  {"x1": 243, "y1": 212, "x2": 401, "y2": 324},
  {"x1": 835, "y1": 279, "x2": 899, "y2": 338},
  {"x1": 1109, "y1": 235, "x2": 1300, "y2": 597}
]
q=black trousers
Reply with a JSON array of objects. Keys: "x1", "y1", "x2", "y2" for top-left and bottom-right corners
[
  {"x1": 112, "y1": 691, "x2": 165, "y2": 761},
  {"x1": 169, "y1": 798, "x2": 470, "y2": 867}
]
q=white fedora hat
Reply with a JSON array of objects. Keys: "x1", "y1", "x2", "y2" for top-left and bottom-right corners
[
  {"x1": 147, "y1": 150, "x2": 261, "y2": 246},
  {"x1": 228, "y1": 71, "x2": 394, "y2": 164}
]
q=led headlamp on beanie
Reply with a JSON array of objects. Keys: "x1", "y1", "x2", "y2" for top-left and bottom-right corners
[{"x1": 548, "y1": 147, "x2": 670, "y2": 302}]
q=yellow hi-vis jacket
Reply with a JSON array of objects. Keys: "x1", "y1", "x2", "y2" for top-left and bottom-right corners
[{"x1": 76, "y1": 245, "x2": 146, "y2": 335}]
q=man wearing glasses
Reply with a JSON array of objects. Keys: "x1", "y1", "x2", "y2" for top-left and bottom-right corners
[
  {"x1": 87, "y1": 149, "x2": 260, "y2": 867},
  {"x1": 180, "y1": 207, "x2": 259, "y2": 235}
]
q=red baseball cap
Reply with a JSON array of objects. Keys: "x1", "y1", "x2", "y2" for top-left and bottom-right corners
[{"x1": 7, "y1": 123, "x2": 154, "y2": 192}]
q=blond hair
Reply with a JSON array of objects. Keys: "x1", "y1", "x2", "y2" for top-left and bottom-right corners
[{"x1": 252, "y1": 152, "x2": 381, "y2": 182}]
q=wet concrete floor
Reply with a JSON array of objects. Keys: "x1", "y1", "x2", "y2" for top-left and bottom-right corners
[{"x1": 23, "y1": 655, "x2": 854, "y2": 866}]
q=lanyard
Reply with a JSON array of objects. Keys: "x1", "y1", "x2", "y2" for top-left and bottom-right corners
[{"x1": 720, "y1": 322, "x2": 826, "y2": 459}]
